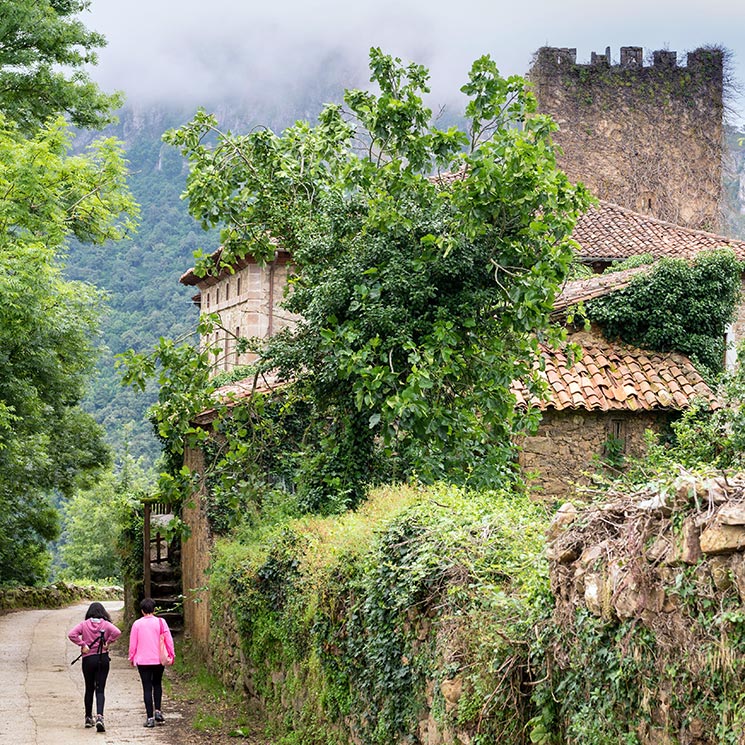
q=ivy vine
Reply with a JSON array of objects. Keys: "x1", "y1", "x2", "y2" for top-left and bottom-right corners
[{"x1": 585, "y1": 249, "x2": 742, "y2": 378}]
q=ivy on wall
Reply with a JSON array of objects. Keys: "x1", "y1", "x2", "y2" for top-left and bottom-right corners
[
  {"x1": 209, "y1": 484, "x2": 549, "y2": 745},
  {"x1": 585, "y1": 249, "x2": 742, "y2": 378}
]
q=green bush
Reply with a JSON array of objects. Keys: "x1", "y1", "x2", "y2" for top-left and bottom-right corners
[{"x1": 209, "y1": 483, "x2": 550, "y2": 744}]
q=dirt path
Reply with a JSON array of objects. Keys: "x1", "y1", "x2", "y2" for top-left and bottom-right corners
[{"x1": 0, "y1": 601, "x2": 181, "y2": 744}]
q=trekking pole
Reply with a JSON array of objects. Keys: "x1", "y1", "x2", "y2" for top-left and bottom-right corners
[{"x1": 71, "y1": 629, "x2": 105, "y2": 666}]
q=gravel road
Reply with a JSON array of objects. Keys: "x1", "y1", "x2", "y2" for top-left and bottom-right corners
[{"x1": 0, "y1": 601, "x2": 179, "y2": 744}]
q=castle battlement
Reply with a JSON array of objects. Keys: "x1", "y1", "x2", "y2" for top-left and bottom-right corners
[
  {"x1": 529, "y1": 45, "x2": 724, "y2": 231},
  {"x1": 534, "y1": 45, "x2": 723, "y2": 74}
]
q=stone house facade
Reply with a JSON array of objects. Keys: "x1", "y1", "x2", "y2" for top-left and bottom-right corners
[
  {"x1": 512, "y1": 325, "x2": 719, "y2": 499},
  {"x1": 179, "y1": 248, "x2": 298, "y2": 375}
]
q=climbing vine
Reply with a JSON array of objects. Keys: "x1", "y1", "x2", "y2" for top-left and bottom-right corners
[
  {"x1": 210, "y1": 484, "x2": 550, "y2": 745},
  {"x1": 586, "y1": 249, "x2": 742, "y2": 378}
]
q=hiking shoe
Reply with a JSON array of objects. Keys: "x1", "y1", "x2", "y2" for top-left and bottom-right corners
[
  {"x1": 144, "y1": 718, "x2": 155, "y2": 728},
  {"x1": 85, "y1": 716, "x2": 94, "y2": 728},
  {"x1": 96, "y1": 715, "x2": 105, "y2": 732},
  {"x1": 154, "y1": 710, "x2": 165, "y2": 724}
]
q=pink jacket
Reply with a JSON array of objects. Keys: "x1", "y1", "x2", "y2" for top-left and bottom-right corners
[
  {"x1": 128, "y1": 615, "x2": 175, "y2": 666},
  {"x1": 68, "y1": 618, "x2": 121, "y2": 658}
]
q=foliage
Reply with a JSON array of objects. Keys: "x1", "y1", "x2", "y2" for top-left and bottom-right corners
[
  {"x1": 0, "y1": 0, "x2": 122, "y2": 133},
  {"x1": 118, "y1": 330, "x2": 214, "y2": 479},
  {"x1": 0, "y1": 114, "x2": 137, "y2": 585},
  {"x1": 586, "y1": 249, "x2": 742, "y2": 378},
  {"x1": 66, "y1": 109, "x2": 208, "y2": 465},
  {"x1": 209, "y1": 483, "x2": 550, "y2": 745},
  {"x1": 55, "y1": 456, "x2": 153, "y2": 582},
  {"x1": 156, "y1": 49, "x2": 589, "y2": 510}
]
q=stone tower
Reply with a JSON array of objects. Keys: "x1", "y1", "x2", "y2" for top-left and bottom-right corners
[{"x1": 529, "y1": 46, "x2": 724, "y2": 231}]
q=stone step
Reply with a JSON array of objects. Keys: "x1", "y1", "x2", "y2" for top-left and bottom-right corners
[
  {"x1": 153, "y1": 595, "x2": 181, "y2": 607},
  {"x1": 158, "y1": 610, "x2": 184, "y2": 634},
  {"x1": 152, "y1": 580, "x2": 179, "y2": 594},
  {"x1": 150, "y1": 563, "x2": 181, "y2": 581}
]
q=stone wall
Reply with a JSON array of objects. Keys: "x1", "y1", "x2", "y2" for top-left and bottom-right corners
[
  {"x1": 529, "y1": 46, "x2": 724, "y2": 231},
  {"x1": 181, "y1": 445, "x2": 212, "y2": 653},
  {"x1": 519, "y1": 409, "x2": 669, "y2": 499},
  {"x1": 0, "y1": 582, "x2": 122, "y2": 612},
  {"x1": 197, "y1": 252, "x2": 298, "y2": 376},
  {"x1": 547, "y1": 473, "x2": 745, "y2": 743}
]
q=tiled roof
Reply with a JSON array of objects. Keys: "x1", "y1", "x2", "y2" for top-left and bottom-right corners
[
  {"x1": 553, "y1": 265, "x2": 651, "y2": 316},
  {"x1": 193, "y1": 374, "x2": 282, "y2": 424},
  {"x1": 180, "y1": 242, "x2": 287, "y2": 287},
  {"x1": 573, "y1": 201, "x2": 745, "y2": 262},
  {"x1": 195, "y1": 334, "x2": 717, "y2": 422},
  {"x1": 511, "y1": 332, "x2": 719, "y2": 412}
]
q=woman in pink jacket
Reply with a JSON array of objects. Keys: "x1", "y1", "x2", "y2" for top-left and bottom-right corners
[
  {"x1": 128, "y1": 597, "x2": 175, "y2": 728},
  {"x1": 67, "y1": 602, "x2": 122, "y2": 732}
]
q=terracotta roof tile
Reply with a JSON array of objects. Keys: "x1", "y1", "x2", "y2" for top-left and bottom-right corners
[
  {"x1": 512, "y1": 331, "x2": 719, "y2": 413},
  {"x1": 193, "y1": 374, "x2": 284, "y2": 424},
  {"x1": 572, "y1": 201, "x2": 745, "y2": 262},
  {"x1": 553, "y1": 265, "x2": 651, "y2": 314}
]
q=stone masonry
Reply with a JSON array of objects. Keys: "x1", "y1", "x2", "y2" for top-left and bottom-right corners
[{"x1": 530, "y1": 46, "x2": 724, "y2": 231}]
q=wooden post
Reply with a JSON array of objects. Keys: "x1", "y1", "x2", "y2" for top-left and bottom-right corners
[{"x1": 143, "y1": 501, "x2": 151, "y2": 598}]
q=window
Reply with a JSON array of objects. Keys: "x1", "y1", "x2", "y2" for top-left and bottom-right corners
[
  {"x1": 216, "y1": 287, "x2": 220, "y2": 304},
  {"x1": 206, "y1": 292, "x2": 210, "y2": 309},
  {"x1": 225, "y1": 281, "x2": 230, "y2": 301},
  {"x1": 605, "y1": 419, "x2": 627, "y2": 453},
  {"x1": 237, "y1": 276, "x2": 241, "y2": 296},
  {"x1": 235, "y1": 327, "x2": 240, "y2": 364}
]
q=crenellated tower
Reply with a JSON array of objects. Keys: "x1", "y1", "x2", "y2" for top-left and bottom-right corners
[{"x1": 529, "y1": 46, "x2": 724, "y2": 231}]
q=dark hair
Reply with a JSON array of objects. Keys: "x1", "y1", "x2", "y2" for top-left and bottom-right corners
[
  {"x1": 140, "y1": 597, "x2": 156, "y2": 614},
  {"x1": 85, "y1": 602, "x2": 112, "y2": 622}
]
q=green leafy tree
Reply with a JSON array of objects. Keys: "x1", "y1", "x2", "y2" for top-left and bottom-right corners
[
  {"x1": 156, "y1": 50, "x2": 590, "y2": 511},
  {"x1": 0, "y1": 115, "x2": 137, "y2": 584},
  {"x1": 164, "y1": 50, "x2": 589, "y2": 509},
  {"x1": 56, "y1": 455, "x2": 151, "y2": 581},
  {"x1": 0, "y1": 0, "x2": 122, "y2": 133}
]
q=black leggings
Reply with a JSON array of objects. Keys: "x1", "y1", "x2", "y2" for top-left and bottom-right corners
[
  {"x1": 81, "y1": 653, "x2": 110, "y2": 717},
  {"x1": 137, "y1": 664, "x2": 164, "y2": 718}
]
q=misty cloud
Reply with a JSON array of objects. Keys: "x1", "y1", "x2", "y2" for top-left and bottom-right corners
[{"x1": 84, "y1": 0, "x2": 745, "y2": 122}]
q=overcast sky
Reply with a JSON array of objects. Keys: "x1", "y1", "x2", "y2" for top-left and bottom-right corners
[{"x1": 84, "y1": 0, "x2": 745, "y2": 125}]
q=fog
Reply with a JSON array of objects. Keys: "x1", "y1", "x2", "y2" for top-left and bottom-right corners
[{"x1": 84, "y1": 0, "x2": 745, "y2": 122}]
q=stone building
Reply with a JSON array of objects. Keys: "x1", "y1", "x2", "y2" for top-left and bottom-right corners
[
  {"x1": 179, "y1": 247, "x2": 298, "y2": 375},
  {"x1": 530, "y1": 46, "x2": 725, "y2": 231},
  {"x1": 513, "y1": 324, "x2": 719, "y2": 500}
]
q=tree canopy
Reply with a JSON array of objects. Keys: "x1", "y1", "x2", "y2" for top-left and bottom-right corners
[
  {"x1": 148, "y1": 50, "x2": 590, "y2": 513},
  {"x1": 0, "y1": 0, "x2": 122, "y2": 133},
  {"x1": 0, "y1": 115, "x2": 137, "y2": 584}
]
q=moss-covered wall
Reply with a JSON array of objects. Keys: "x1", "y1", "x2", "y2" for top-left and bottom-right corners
[
  {"x1": 198, "y1": 485, "x2": 549, "y2": 744},
  {"x1": 0, "y1": 582, "x2": 122, "y2": 612},
  {"x1": 530, "y1": 46, "x2": 724, "y2": 231}
]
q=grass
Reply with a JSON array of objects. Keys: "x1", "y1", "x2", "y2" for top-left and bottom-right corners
[{"x1": 169, "y1": 636, "x2": 271, "y2": 742}]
